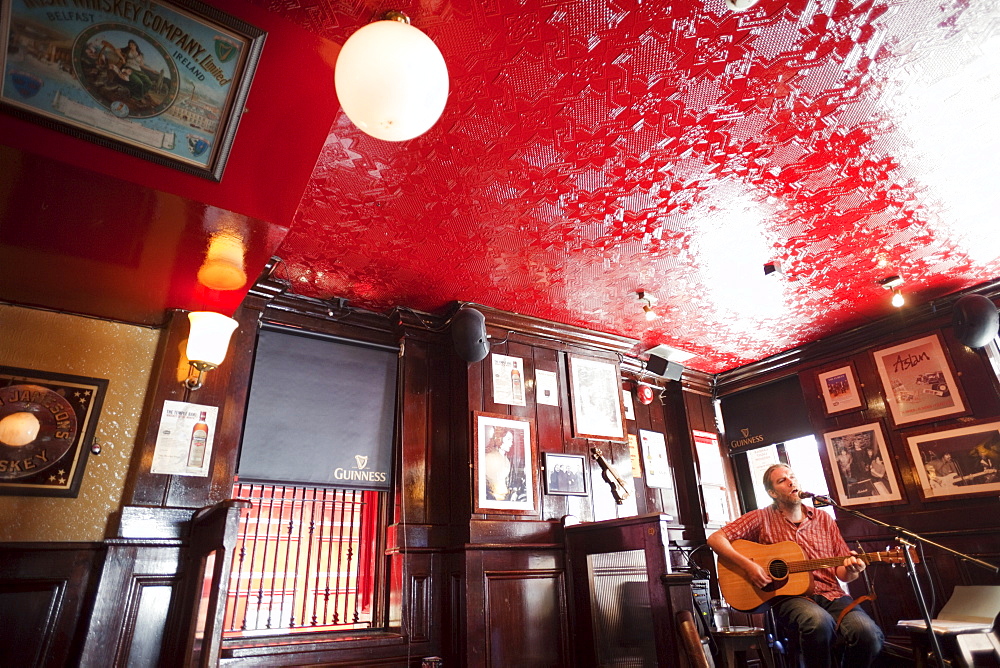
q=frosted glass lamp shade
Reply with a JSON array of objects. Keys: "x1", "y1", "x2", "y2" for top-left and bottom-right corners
[
  {"x1": 334, "y1": 18, "x2": 449, "y2": 141},
  {"x1": 186, "y1": 311, "x2": 239, "y2": 368}
]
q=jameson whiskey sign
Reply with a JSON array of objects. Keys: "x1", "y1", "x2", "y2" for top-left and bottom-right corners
[
  {"x1": 0, "y1": 366, "x2": 107, "y2": 497},
  {"x1": 151, "y1": 400, "x2": 217, "y2": 477},
  {"x1": 0, "y1": 0, "x2": 265, "y2": 179}
]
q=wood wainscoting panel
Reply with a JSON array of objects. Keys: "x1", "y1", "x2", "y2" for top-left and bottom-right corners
[
  {"x1": 409, "y1": 571, "x2": 432, "y2": 642},
  {"x1": 0, "y1": 542, "x2": 102, "y2": 668},
  {"x1": 483, "y1": 567, "x2": 568, "y2": 668}
]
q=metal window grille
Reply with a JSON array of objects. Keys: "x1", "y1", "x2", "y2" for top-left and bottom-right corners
[{"x1": 223, "y1": 483, "x2": 383, "y2": 637}]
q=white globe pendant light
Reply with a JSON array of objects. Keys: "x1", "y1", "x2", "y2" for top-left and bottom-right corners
[{"x1": 334, "y1": 11, "x2": 449, "y2": 141}]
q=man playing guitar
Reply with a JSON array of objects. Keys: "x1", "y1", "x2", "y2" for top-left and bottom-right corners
[{"x1": 707, "y1": 464, "x2": 884, "y2": 667}]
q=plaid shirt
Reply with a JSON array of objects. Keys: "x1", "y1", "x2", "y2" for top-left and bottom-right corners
[{"x1": 721, "y1": 505, "x2": 850, "y2": 601}]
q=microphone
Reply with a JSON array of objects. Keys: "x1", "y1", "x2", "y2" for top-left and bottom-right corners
[{"x1": 798, "y1": 491, "x2": 833, "y2": 505}]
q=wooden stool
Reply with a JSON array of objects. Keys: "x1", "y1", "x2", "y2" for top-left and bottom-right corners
[{"x1": 712, "y1": 625, "x2": 775, "y2": 668}]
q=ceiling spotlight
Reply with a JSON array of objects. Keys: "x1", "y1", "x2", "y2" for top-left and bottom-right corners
[
  {"x1": 636, "y1": 290, "x2": 658, "y2": 321},
  {"x1": 879, "y1": 275, "x2": 905, "y2": 308},
  {"x1": 879, "y1": 275, "x2": 904, "y2": 289}
]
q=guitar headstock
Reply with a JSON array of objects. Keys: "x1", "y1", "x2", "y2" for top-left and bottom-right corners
[{"x1": 864, "y1": 546, "x2": 919, "y2": 565}]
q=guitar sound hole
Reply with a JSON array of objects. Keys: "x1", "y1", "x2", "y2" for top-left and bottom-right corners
[{"x1": 768, "y1": 560, "x2": 789, "y2": 579}]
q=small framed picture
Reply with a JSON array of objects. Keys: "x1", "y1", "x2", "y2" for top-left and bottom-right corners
[
  {"x1": 816, "y1": 363, "x2": 865, "y2": 416},
  {"x1": 473, "y1": 412, "x2": 536, "y2": 514},
  {"x1": 905, "y1": 420, "x2": 1000, "y2": 501},
  {"x1": 542, "y1": 452, "x2": 588, "y2": 496},
  {"x1": 872, "y1": 333, "x2": 966, "y2": 427},
  {"x1": 822, "y1": 422, "x2": 904, "y2": 507}
]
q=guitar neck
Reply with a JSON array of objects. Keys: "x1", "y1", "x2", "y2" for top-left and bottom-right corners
[{"x1": 787, "y1": 551, "x2": 885, "y2": 574}]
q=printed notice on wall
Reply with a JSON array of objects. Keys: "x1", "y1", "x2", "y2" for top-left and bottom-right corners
[
  {"x1": 639, "y1": 429, "x2": 673, "y2": 489},
  {"x1": 535, "y1": 369, "x2": 559, "y2": 406},
  {"x1": 151, "y1": 400, "x2": 218, "y2": 477},
  {"x1": 622, "y1": 389, "x2": 635, "y2": 420},
  {"x1": 491, "y1": 354, "x2": 526, "y2": 406}
]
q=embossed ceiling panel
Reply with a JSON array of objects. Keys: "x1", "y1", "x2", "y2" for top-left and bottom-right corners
[{"x1": 262, "y1": 0, "x2": 1000, "y2": 372}]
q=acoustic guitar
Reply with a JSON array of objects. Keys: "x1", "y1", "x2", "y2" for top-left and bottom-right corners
[{"x1": 717, "y1": 539, "x2": 912, "y2": 612}]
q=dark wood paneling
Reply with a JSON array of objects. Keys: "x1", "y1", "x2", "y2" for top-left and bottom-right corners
[
  {"x1": 78, "y1": 540, "x2": 184, "y2": 668},
  {"x1": 110, "y1": 294, "x2": 715, "y2": 667},
  {"x1": 465, "y1": 548, "x2": 568, "y2": 668},
  {"x1": 484, "y1": 569, "x2": 567, "y2": 667},
  {"x1": 0, "y1": 543, "x2": 102, "y2": 668}
]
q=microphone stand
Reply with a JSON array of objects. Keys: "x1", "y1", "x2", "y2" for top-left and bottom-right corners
[{"x1": 809, "y1": 494, "x2": 999, "y2": 668}]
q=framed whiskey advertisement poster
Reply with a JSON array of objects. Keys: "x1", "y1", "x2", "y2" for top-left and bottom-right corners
[{"x1": 0, "y1": 366, "x2": 107, "y2": 497}]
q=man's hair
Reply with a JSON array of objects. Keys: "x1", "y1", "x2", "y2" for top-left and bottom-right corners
[{"x1": 762, "y1": 463, "x2": 790, "y2": 493}]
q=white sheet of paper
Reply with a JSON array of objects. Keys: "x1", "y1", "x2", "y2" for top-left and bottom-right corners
[
  {"x1": 639, "y1": 429, "x2": 673, "y2": 488},
  {"x1": 622, "y1": 389, "x2": 635, "y2": 420},
  {"x1": 535, "y1": 369, "x2": 559, "y2": 406}
]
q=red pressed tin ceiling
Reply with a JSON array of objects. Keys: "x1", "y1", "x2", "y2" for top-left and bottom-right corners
[{"x1": 264, "y1": 0, "x2": 998, "y2": 371}]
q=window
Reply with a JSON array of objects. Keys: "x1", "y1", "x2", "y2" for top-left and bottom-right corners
[
  {"x1": 733, "y1": 435, "x2": 833, "y2": 518},
  {"x1": 223, "y1": 483, "x2": 383, "y2": 636},
  {"x1": 223, "y1": 324, "x2": 398, "y2": 640}
]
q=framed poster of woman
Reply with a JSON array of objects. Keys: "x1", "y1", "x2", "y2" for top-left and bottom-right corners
[{"x1": 473, "y1": 412, "x2": 536, "y2": 514}]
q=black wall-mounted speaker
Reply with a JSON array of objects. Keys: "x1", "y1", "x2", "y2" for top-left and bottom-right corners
[
  {"x1": 953, "y1": 294, "x2": 999, "y2": 349},
  {"x1": 647, "y1": 354, "x2": 684, "y2": 381},
  {"x1": 451, "y1": 307, "x2": 491, "y2": 362}
]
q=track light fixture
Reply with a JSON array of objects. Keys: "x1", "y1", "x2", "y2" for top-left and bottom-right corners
[
  {"x1": 636, "y1": 291, "x2": 658, "y2": 321},
  {"x1": 879, "y1": 275, "x2": 905, "y2": 308}
]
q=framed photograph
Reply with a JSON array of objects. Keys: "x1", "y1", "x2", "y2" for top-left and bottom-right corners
[
  {"x1": 816, "y1": 363, "x2": 865, "y2": 416},
  {"x1": 872, "y1": 333, "x2": 966, "y2": 427},
  {"x1": 822, "y1": 422, "x2": 903, "y2": 506},
  {"x1": 568, "y1": 354, "x2": 627, "y2": 441},
  {"x1": 473, "y1": 412, "x2": 536, "y2": 514},
  {"x1": 0, "y1": 0, "x2": 265, "y2": 180},
  {"x1": 905, "y1": 420, "x2": 1000, "y2": 500},
  {"x1": 0, "y1": 366, "x2": 107, "y2": 497},
  {"x1": 542, "y1": 452, "x2": 588, "y2": 496}
]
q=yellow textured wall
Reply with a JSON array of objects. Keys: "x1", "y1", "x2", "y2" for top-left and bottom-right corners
[{"x1": 0, "y1": 304, "x2": 160, "y2": 542}]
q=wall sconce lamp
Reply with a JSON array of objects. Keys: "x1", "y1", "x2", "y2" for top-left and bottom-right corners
[
  {"x1": 879, "y1": 275, "x2": 905, "y2": 308},
  {"x1": 185, "y1": 311, "x2": 239, "y2": 390},
  {"x1": 636, "y1": 290, "x2": 658, "y2": 321},
  {"x1": 334, "y1": 10, "x2": 449, "y2": 141}
]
